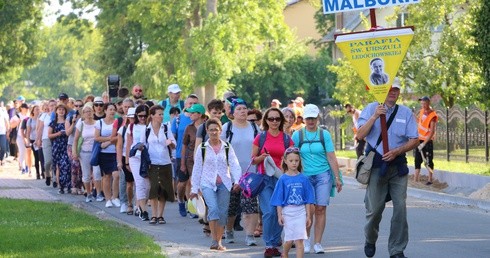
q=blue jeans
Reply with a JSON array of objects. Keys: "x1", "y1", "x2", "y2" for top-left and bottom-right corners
[
  {"x1": 119, "y1": 168, "x2": 127, "y2": 204},
  {"x1": 202, "y1": 183, "x2": 230, "y2": 226},
  {"x1": 258, "y1": 175, "x2": 282, "y2": 248},
  {"x1": 0, "y1": 135, "x2": 7, "y2": 161}
]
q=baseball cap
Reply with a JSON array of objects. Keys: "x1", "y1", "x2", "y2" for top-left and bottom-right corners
[
  {"x1": 16, "y1": 96, "x2": 25, "y2": 101},
  {"x1": 127, "y1": 107, "x2": 136, "y2": 118},
  {"x1": 418, "y1": 96, "x2": 430, "y2": 101},
  {"x1": 167, "y1": 84, "x2": 182, "y2": 93},
  {"x1": 223, "y1": 91, "x2": 236, "y2": 100},
  {"x1": 303, "y1": 104, "x2": 320, "y2": 119},
  {"x1": 186, "y1": 103, "x2": 206, "y2": 114},
  {"x1": 94, "y1": 97, "x2": 103, "y2": 103},
  {"x1": 58, "y1": 93, "x2": 69, "y2": 99},
  {"x1": 391, "y1": 77, "x2": 401, "y2": 89},
  {"x1": 295, "y1": 97, "x2": 304, "y2": 104},
  {"x1": 271, "y1": 99, "x2": 282, "y2": 105}
]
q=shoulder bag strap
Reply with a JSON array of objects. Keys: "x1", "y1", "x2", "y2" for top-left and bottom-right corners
[{"x1": 374, "y1": 104, "x2": 399, "y2": 149}]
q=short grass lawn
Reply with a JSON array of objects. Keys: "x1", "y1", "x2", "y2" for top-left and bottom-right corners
[
  {"x1": 0, "y1": 199, "x2": 164, "y2": 258},
  {"x1": 336, "y1": 150, "x2": 490, "y2": 176}
]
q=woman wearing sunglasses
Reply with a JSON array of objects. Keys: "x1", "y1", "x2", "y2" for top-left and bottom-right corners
[
  {"x1": 126, "y1": 104, "x2": 151, "y2": 221},
  {"x1": 291, "y1": 104, "x2": 342, "y2": 254},
  {"x1": 251, "y1": 107, "x2": 294, "y2": 258}
]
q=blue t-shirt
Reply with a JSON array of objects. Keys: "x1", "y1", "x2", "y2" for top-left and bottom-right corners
[
  {"x1": 171, "y1": 113, "x2": 192, "y2": 159},
  {"x1": 357, "y1": 102, "x2": 418, "y2": 155},
  {"x1": 292, "y1": 128, "x2": 335, "y2": 176},
  {"x1": 161, "y1": 98, "x2": 184, "y2": 123},
  {"x1": 270, "y1": 173, "x2": 316, "y2": 207}
]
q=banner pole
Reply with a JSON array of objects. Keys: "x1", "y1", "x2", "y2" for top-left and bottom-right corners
[{"x1": 369, "y1": 8, "x2": 389, "y2": 154}]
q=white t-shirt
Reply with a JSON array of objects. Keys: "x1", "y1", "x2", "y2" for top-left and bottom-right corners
[
  {"x1": 0, "y1": 111, "x2": 8, "y2": 135},
  {"x1": 95, "y1": 119, "x2": 116, "y2": 153},
  {"x1": 140, "y1": 124, "x2": 175, "y2": 165},
  {"x1": 76, "y1": 120, "x2": 96, "y2": 152},
  {"x1": 39, "y1": 112, "x2": 52, "y2": 140},
  {"x1": 117, "y1": 125, "x2": 129, "y2": 157},
  {"x1": 16, "y1": 114, "x2": 27, "y2": 137}
]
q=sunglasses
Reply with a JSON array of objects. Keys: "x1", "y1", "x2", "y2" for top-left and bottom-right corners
[
  {"x1": 94, "y1": 103, "x2": 104, "y2": 107},
  {"x1": 134, "y1": 89, "x2": 143, "y2": 93},
  {"x1": 284, "y1": 147, "x2": 300, "y2": 155},
  {"x1": 266, "y1": 117, "x2": 281, "y2": 122},
  {"x1": 138, "y1": 115, "x2": 147, "y2": 118},
  {"x1": 74, "y1": 105, "x2": 83, "y2": 108},
  {"x1": 247, "y1": 119, "x2": 257, "y2": 122}
]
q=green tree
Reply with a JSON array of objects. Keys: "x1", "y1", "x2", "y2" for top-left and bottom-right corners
[
  {"x1": 472, "y1": 0, "x2": 490, "y2": 106},
  {"x1": 127, "y1": 0, "x2": 293, "y2": 102},
  {"x1": 397, "y1": 0, "x2": 483, "y2": 107},
  {"x1": 22, "y1": 18, "x2": 104, "y2": 99},
  {"x1": 0, "y1": 0, "x2": 44, "y2": 92}
]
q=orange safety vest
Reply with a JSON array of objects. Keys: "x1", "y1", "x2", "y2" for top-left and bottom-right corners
[{"x1": 418, "y1": 109, "x2": 438, "y2": 140}]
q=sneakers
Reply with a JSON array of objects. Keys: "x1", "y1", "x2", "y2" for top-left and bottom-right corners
[
  {"x1": 112, "y1": 198, "x2": 121, "y2": 207},
  {"x1": 304, "y1": 238, "x2": 311, "y2": 254},
  {"x1": 189, "y1": 213, "x2": 198, "y2": 219},
  {"x1": 178, "y1": 202, "x2": 187, "y2": 217},
  {"x1": 120, "y1": 203, "x2": 128, "y2": 213},
  {"x1": 225, "y1": 231, "x2": 235, "y2": 244},
  {"x1": 45, "y1": 177, "x2": 51, "y2": 186},
  {"x1": 426, "y1": 181, "x2": 433, "y2": 185},
  {"x1": 140, "y1": 211, "x2": 149, "y2": 221},
  {"x1": 264, "y1": 247, "x2": 281, "y2": 257},
  {"x1": 53, "y1": 181, "x2": 58, "y2": 188},
  {"x1": 364, "y1": 242, "x2": 376, "y2": 258},
  {"x1": 245, "y1": 235, "x2": 257, "y2": 246},
  {"x1": 313, "y1": 243, "x2": 325, "y2": 254},
  {"x1": 135, "y1": 206, "x2": 141, "y2": 217},
  {"x1": 85, "y1": 195, "x2": 93, "y2": 203},
  {"x1": 96, "y1": 193, "x2": 105, "y2": 202},
  {"x1": 105, "y1": 200, "x2": 113, "y2": 208},
  {"x1": 58, "y1": 188, "x2": 65, "y2": 194}
]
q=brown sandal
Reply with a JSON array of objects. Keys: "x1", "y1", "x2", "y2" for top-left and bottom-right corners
[
  {"x1": 149, "y1": 217, "x2": 157, "y2": 224},
  {"x1": 126, "y1": 205, "x2": 134, "y2": 215}
]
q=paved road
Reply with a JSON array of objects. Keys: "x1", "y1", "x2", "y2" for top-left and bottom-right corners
[{"x1": 1, "y1": 160, "x2": 490, "y2": 257}]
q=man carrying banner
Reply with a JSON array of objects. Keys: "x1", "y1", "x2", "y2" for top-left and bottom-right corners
[
  {"x1": 414, "y1": 96, "x2": 437, "y2": 185},
  {"x1": 356, "y1": 78, "x2": 418, "y2": 258}
]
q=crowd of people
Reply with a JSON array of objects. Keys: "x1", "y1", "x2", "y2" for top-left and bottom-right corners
[{"x1": 0, "y1": 79, "x2": 427, "y2": 258}]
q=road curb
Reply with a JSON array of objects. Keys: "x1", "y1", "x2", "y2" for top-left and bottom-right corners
[{"x1": 342, "y1": 176, "x2": 490, "y2": 212}]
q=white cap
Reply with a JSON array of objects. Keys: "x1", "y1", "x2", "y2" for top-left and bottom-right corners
[
  {"x1": 167, "y1": 84, "x2": 182, "y2": 93},
  {"x1": 271, "y1": 99, "x2": 282, "y2": 105},
  {"x1": 303, "y1": 104, "x2": 320, "y2": 119},
  {"x1": 392, "y1": 77, "x2": 401, "y2": 89},
  {"x1": 127, "y1": 107, "x2": 136, "y2": 118},
  {"x1": 94, "y1": 96, "x2": 103, "y2": 103}
]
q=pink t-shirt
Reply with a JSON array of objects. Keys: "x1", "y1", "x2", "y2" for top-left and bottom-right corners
[{"x1": 253, "y1": 131, "x2": 294, "y2": 174}]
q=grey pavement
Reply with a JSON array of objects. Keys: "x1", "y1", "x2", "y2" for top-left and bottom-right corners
[{"x1": 1, "y1": 157, "x2": 490, "y2": 257}]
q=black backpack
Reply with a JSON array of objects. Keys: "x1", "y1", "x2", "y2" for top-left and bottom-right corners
[{"x1": 224, "y1": 121, "x2": 259, "y2": 143}]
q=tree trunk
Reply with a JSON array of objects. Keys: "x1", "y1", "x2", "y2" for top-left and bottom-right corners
[{"x1": 204, "y1": 83, "x2": 217, "y2": 104}]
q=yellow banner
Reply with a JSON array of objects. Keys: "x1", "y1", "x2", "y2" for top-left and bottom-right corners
[{"x1": 335, "y1": 28, "x2": 414, "y2": 103}]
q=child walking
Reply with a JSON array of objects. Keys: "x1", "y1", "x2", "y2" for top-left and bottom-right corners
[{"x1": 270, "y1": 147, "x2": 315, "y2": 258}]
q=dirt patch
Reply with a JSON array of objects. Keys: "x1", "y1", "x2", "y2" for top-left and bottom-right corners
[{"x1": 469, "y1": 183, "x2": 490, "y2": 200}]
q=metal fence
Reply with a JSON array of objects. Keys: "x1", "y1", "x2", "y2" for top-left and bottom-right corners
[{"x1": 318, "y1": 104, "x2": 489, "y2": 163}]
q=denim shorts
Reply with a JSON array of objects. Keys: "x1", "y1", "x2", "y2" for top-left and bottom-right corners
[
  {"x1": 307, "y1": 171, "x2": 333, "y2": 206},
  {"x1": 201, "y1": 183, "x2": 230, "y2": 226}
]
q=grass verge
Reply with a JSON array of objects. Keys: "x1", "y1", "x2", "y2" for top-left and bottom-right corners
[
  {"x1": 336, "y1": 150, "x2": 490, "y2": 176},
  {"x1": 0, "y1": 199, "x2": 164, "y2": 258}
]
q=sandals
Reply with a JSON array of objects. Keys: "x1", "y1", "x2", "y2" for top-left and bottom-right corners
[
  {"x1": 149, "y1": 217, "x2": 157, "y2": 224},
  {"x1": 203, "y1": 227, "x2": 211, "y2": 236},
  {"x1": 157, "y1": 217, "x2": 166, "y2": 224},
  {"x1": 126, "y1": 205, "x2": 134, "y2": 215}
]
